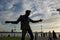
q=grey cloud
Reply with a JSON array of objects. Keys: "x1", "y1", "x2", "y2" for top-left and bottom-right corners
[
  {"x1": 0, "y1": 0, "x2": 60, "y2": 32},
  {"x1": 43, "y1": 16, "x2": 60, "y2": 23},
  {"x1": 0, "y1": 0, "x2": 13, "y2": 11}
]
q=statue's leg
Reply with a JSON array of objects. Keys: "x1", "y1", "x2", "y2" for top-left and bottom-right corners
[
  {"x1": 21, "y1": 30, "x2": 27, "y2": 40},
  {"x1": 28, "y1": 28, "x2": 34, "y2": 40}
]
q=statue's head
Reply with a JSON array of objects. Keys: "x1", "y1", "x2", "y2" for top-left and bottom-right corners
[{"x1": 25, "y1": 10, "x2": 31, "y2": 16}]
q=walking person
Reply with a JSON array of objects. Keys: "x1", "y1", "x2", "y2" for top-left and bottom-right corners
[
  {"x1": 5, "y1": 10, "x2": 42, "y2": 40},
  {"x1": 35, "y1": 32, "x2": 38, "y2": 40},
  {"x1": 52, "y1": 30, "x2": 57, "y2": 40},
  {"x1": 48, "y1": 31, "x2": 52, "y2": 40}
]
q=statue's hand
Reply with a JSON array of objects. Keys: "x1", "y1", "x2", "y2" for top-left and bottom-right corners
[
  {"x1": 39, "y1": 19, "x2": 43, "y2": 22},
  {"x1": 5, "y1": 21, "x2": 10, "y2": 23}
]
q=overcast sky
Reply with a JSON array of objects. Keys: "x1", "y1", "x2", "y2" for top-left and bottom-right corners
[{"x1": 0, "y1": 0, "x2": 60, "y2": 32}]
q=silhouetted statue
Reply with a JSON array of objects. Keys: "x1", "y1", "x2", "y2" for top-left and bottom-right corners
[
  {"x1": 52, "y1": 30, "x2": 57, "y2": 40},
  {"x1": 5, "y1": 10, "x2": 42, "y2": 40}
]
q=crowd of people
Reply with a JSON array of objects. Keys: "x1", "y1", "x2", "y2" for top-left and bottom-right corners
[{"x1": 48, "y1": 30, "x2": 57, "y2": 40}]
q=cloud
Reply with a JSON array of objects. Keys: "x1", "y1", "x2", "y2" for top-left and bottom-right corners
[
  {"x1": 43, "y1": 16, "x2": 60, "y2": 23},
  {"x1": 0, "y1": 0, "x2": 60, "y2": 32},
  {"x1": 0, "y1": 0, "x2": 13, "y2": 11}
]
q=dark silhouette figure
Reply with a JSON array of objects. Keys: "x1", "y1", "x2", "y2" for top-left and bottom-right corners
[
  {"x1": 11, "y1": 29, "x2": 13, "y2": 32},
  {"x1": 48, "y1": 31, "x2": 52, "y2": 40},
  {"x1": 35, "y1": 32, "x2": 38, "y2": 40},
  {"x1": 5, "y1": 10, "x2": 42, "y2": 40},
  {"x1": 52, "y1": 30, "x2": 57, "y2": 40}
]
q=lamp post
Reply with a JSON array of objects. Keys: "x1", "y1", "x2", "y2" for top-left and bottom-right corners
[
  {"x1": 14, "y1": 26, "x2": 16, "y2": 32},
  {"x1": 13, "y1": 26, "x2": 16, "y2": 37},
  {"x1": 41, "y1": 25, "x2": 42, "y2": 33},
  {"x1": 41, "y1": 25, "x2": 43, "y2": 37}
]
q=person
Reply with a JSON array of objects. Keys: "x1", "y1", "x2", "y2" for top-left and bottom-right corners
[
  {"x1": 5, "y1": 10, "x2": 42, "y2": 40},
  {"x1": 52, "y1": 30, "x2": 57, "y2": 40},
  {"x1": 35, "y1": 32, "x2": 38, "y2": 40},
  {"x1": 48, "y1": 31, "x2": 52, "y2": 40}
]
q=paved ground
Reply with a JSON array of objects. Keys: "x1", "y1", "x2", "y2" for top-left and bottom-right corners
[
  {"x1": 36, "y1": 37, "x2": 60, "y2": 40},
  {"x1": 0, "y1": 37, "x2": 60, "y2": 40}
]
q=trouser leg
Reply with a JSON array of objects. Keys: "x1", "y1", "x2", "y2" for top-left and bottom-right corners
[
  {"x1": 28, "y1": 29, "x2": 34, "y2": 40},
  {"x1": 21, "y1": 30, "x2": 27, "y2": 40}
]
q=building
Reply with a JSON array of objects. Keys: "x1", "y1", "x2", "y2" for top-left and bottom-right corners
[
  {"x1": 0, "y1": 32, "x2": 60, "y2": 37},
  {"x1": 0, "y1": 32, "x2": 22, "y2": 37}
]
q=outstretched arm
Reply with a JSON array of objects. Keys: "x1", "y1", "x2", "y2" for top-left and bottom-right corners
[
  {"x1": 5, "y1": 16, "x2": 22, "y2": 24},
  {"x1": 29, "y1": 18, "x2": 42, "y2": 23},
  {"x1": 5, "y1": 21, "x2": 17, "y2": 24}
]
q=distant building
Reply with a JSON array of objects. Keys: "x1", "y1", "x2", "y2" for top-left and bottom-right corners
[
  {"x1": 0, "y1": 32, "x2": 22, "y2": 37},
  {"x1": 0, "y1": 32, "x2": 60, "y2": 37}
]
